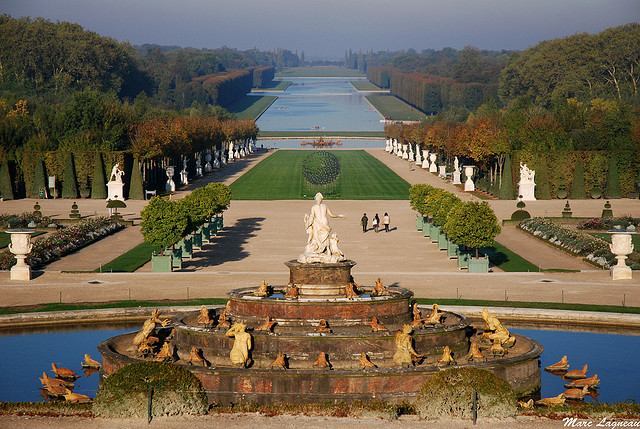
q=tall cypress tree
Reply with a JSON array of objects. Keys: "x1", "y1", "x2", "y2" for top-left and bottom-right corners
[
  {"x1": 129, "y1": 157, "x2": 144, "y2": 200},
  {"x1": 605, "y1": 154, "x2": 621, "y2": 198},
  {"x1": 91, "y1": 152, "x2": 107, "y2": 199},
  {"x1": 31, "y1": 159, "x2": 47, "y2": 199},
  {"x1": 499, "y1": 154, "x2": 514, "y2": 199},
  {"x1": 0, "y1": 159, "x2": 14, "y2": 200},
  {"x1": 535, "y1": 159, "x2": 551, "y2": 199},
  {"x1": 61, "y1": 153, "x2": 79, "y2": 198},
  {"x1": 570, "y1": 158, "x2": 586, "y2": 199}
]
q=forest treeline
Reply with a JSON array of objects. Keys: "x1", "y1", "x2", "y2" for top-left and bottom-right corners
[
  {"x1": 349, "y1": 23, "x2": 640, "y2": 117},
  {"x1": 0, "y1": 15, "x2": 297, "y2": 109}
]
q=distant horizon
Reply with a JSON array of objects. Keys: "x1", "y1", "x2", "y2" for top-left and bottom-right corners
[{"x1": 2, "y1": 0, "x2": 639, "y2": 59}]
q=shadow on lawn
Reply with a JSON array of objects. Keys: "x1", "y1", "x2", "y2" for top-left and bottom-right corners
[{"x1": 183, "y1": 217, "x2": 265, "y2": 269}]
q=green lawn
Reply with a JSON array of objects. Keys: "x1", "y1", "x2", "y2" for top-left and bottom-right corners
[
  {"x1": 0, "y1": 231, "x2": 45, "y2": 248},
  {"x1": 230, "y1": 150, "x2": 410, "y2": 200},
  {"x1": 366, "y1": 95, "x2": 426, "y2": 121},
  {"x1": 227, "y1": 95, "x2": 277, "y2": 120},
  {"x1": 276, "y1": 66, "x2": 365, "y2": 78},
  {"x1": 483, "y1": 241, "x2": 540, "y2": 272},
  {"x1": 254, "y1": 80, "x2": 292, "y2": 91},
  {"x1": 350, "y1": 80, "x2": 383, "y2": 91},
  {"x1": 258, "y1": 131, "x2": 385, "y2": 138},
  {"x1": 97, "y1": 242, "x2": 154, "y2": 272}
]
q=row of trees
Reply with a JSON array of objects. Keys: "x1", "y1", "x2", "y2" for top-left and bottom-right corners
[
  {"x1": 409, "y1": 184, "x2": 501, "y2": 257},
  {"x1": 387, "y1": 98, "x2": 640, "y2": 199},
  {"x1": 141, "y1": 183, "x2": 231, "y2": 253},
  {"x1": 368, "y1": 67, "x2": 498, "y2": 114}
]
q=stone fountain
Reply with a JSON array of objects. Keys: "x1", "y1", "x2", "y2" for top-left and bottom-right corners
[{"x1": 100, "y1": 196, "x2": 542, "y2": 404}]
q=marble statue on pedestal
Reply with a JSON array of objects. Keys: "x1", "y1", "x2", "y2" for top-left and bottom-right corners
[
  {"x1": 204, "y1": 151, "x2": 212, "y2": 172},
  {"x1": 165, "y1": 166, "x2": 176, "y2": 193},
  {"x1": 518, "y1": 163, "x2": 536, "y2": 201},
  {"x1": 228, "y1": 142, "x2": 235, "y2": 161},
  {"x1": 213, "y1": 151, "x2": 221, "y2": 169},
  {"x1": 408, "y1": 145, "x2": 414, "y2": 162},
  {"x1": 415, "y1": 144, "x2": 422, "y2": 165},
  {"x1": 421, "y1": 150, "x2": 430, "y2": 169},
  {"x1": 106, "y1": 163, "x2": 125, "y2": 201},
  {"x1": 195, "y1": 155, "x2": 203, "y2": 177},
  {"x1": 452, "y1": 157, "x2": 462, "y2": 184},
  {"x1": 180, "y1": 159, "x2": 189, "y2": 185},
  {"x1": 298, "y1": 193, "x2": 346, "y2": 264}
]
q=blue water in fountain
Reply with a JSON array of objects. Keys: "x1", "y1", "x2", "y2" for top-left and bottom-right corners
[{"x1": 0, "y1": 323, "x2": 637, "y2": 403}]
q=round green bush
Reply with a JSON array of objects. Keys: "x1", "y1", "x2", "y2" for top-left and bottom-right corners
[
  {"x1": 93, "y1": 362, "x2": 208, "y2": 418},
  {"x1": 510, "y1": 210, "x2": 531, "y2": 221},
  {"x1": 415, "y1": 367, "x2": 516, "y2": 420}
]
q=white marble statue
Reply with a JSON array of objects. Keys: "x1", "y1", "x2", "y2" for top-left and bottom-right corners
[
  {"x1": 454, "y1": 156, "x2": 459, "y2": 171},
  {"x1": 213, "y1": 151, "x2": 221, "y2": 169},
  {"x1": 109, "y1": 163, "x2": 124, "y2": 184},
  {"x1": 452, "y1": 157, "x2": 462, "y2": 184},
  {"x1": 518, "y1": 162, "x2": 536, "y2": 201},
  {"x1": 298, "y1": 193, "x2": 345, "y2": 264},
  {"x1": 195, "y1": 155, "x2": 203, "y2": 177},
  {"x1": 415, "y1": 145, "x2": 422, "y2": 165},
  {"x1": 180, "y1": 159, "x2": 189, "y2": 185},
  {"x1": 228, "y1": 142, "x2": 235, "y2": 161},
  {"x1": 204, "y1": 151, "x2": 213, "y2": 172},
  {"x1": 408, "y1": 144, "x2": 414, "y2": 162},
  {"x1": 165, "y1": 166, "x2": 176, "y2": 193}
]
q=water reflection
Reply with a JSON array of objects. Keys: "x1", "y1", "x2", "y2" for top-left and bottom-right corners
[{"x1": 255, "y1": 78, "x2": 383, "y2": 132}]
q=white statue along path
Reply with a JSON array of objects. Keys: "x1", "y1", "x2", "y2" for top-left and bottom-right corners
[{"x1": 298, "y1": 193, "x2": 346, "y2": 264}]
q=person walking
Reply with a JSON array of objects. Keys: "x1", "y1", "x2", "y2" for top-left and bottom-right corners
[
  {"x1": 383, "y1": 212, "x2": 390, "y2": 232},
  {"x1": 372, "y1": 213, "x2": 380, "y2": 233},
  {"x1": 361, "y1": 213, "x2": 369, "y2": 233}
]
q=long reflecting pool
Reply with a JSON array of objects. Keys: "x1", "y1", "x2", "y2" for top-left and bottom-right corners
[
  {"x1": 0, "y1": 323, "x2": 638, "y2": 403},
  {"x1": 255, "y1": 78, "x2": 384, "y2": 132},
  {"x1": 257, "y1": 138, "x2": 385, "y2": 150}
]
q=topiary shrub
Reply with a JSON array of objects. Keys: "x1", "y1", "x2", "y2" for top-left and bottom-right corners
[
  {"x1": 31, "y1": 159, "x2": 47, "y2": 198},
  {"x1": 499, "y1": 154, "x2": 514, "y2": 200},
  {"x1": 570, "y1": 158, "x2": 586, "y2": 199},
  {"x1": 93, "y1": 362, "x2": 208, "y2": 418},
  {"x1": 605, "y1": 154, "x2": 621, "y2": 198},
  {"x1": 61, "y1": 153, "x2": 79, "y2": 198},
  {"x1": 414, "y1": 367, "x2": 516, "y2": 420},
  {"x1": 0, "y1": 159, "x2": 14, "y2": 200},
  {"x1": 129, "y1": 157, "x2": 144, "y2": 200},
  {"x1": 91, "y1": 152, "x2": 107, "y2": 199}
]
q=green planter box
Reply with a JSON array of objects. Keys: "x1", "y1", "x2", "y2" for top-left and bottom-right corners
[
  {"x1": 422, "y1": 219, "x2": 431, "y2": 238},
  {"x1": 172, "y1": 248, "x2": 182, "y2": 270},
  {"x1": 202, "y1": 223, "x2": 211, "y2": 244},
  {"x1": 151, "y1": 254, "x2": 172, "y2": 272},
  {"x1": 210, "y1": 223, "x2": 219, "y2": 237},
  {"x1": 437, "y1": 233, "x2": 448, "y2": 250},
  {"x1": 469, "y1": 256, "x2": 490, "y2": 273},
  {"x1": 214, "y1": 215, "x2": 223, "y2": 230},
  {"x1": 447, "y1": 241, "x2": 459, "y2": 259},
  {"x1": 193, "y1": 231, "x2": 203, "y2": 249},
  {"x1": 430, "y1": 225, "x2": 441, "y2": 243},
  {"x1": 180, "y1": 237, "x2": 193, "y2": 260},
  {"x1": 416, "y1": 214, "x2": 424, "y2": 231},
  {"x1": 457, "y1": 252, "x2": 470, "y2": 270}
]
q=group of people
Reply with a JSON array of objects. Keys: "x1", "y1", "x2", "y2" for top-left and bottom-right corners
[{"x1": 360, "y1": 212, "x2": 391, "y2": 233}]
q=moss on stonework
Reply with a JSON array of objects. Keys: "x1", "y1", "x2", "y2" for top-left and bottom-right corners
[
  {"x1": 93, "y1": 362, "x2": 208, "y2": 418},
  {"x1": 415, "y1": 367, "x2": 516, "y2": 420}
]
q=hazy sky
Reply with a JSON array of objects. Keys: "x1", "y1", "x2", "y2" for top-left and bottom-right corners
[{"x1": 2, "y1": 0, "x2": 639, "y2": 59}]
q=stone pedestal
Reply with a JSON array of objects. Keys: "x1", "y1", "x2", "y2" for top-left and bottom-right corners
[
  {"x1": 106, "y1": 182, "x2": 125, "y2": 201},
  {"x1": 285, "y1": 260, "x2": 356, "y2": 296},
  {"x1": 519, "y1": 182, "x2": 536, "y2": 201},
  {"x1": 452, "y1": 170, "x2": 462, "y2": 185},
  {"x1": 464, "y1": 166, "x2": 475, "y2": 192},
  {"x1": 6, "y1": 229, "x2": 34, "y2": 281},
  {"x1": 421, "y1": 150, "x2": 430, "y2": 169},
  {"x1": 429, "y1": 153, "x2": 437, "y2": 173}
]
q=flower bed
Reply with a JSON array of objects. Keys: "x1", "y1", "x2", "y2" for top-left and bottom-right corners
[
  {"x1": 577, "y1": 216, "x2": 640, "y2": 231},
  {"x1": 519, "y1": 218, "x2": 614, "y2": 268},
  {"x1": 0, "y1": 217, "x2": 124, "y2": 270}
]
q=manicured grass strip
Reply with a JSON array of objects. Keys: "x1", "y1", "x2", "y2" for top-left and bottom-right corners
[
  {"x1": 366, "y1": 94, "x2": 426, "y2": 121},
  {"x1": 230, "y1": 150, "x2": 410, "y2": 200},
  {"x1": 350, "y1": 80, "x2": 383, "y2": 91},
  {"x1": 0, "y1": 231, "x2": 45, "y2": 249},
  {"x1": 483, "y1": 241, "x2": 540, "y2": 272},
  {"x1": 276, "y1": 66, "x2": 365, "y2": 78},
  {"x1": 254, "y1": 80, "x2": 292, "y2": 91},
  {"x1": 227, "y1": 95, "x2": 277, "y2": 120},
  {"x1": 414, "y1": 298, "x2": 640, "y2": 314},
  {"x1": 258, "y1": 131, "x2": 385, "y2": 138},
  {"x1": 0, "y1": 298, "x2": 229, "y2": 316},
  {"x1": 97, "y1": 242, "x2": 154, "y2": 272}
]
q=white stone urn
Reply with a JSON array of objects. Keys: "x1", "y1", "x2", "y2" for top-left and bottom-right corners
[
  {"x1": 421, "y1": 150, "x2": 430, "y2": 169},
  {"x1": 464, "y1": 165, "x2": 476, "y2": 192},
  {"x1": 6, "y1": 229, "x2": 35, "y2": 281},
  {"x1": 429, "y1": 153, "x2": 437, "y2": 173},
  {"x1": 610, "y1": 232, "x2": 634, "y2": 280}
]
